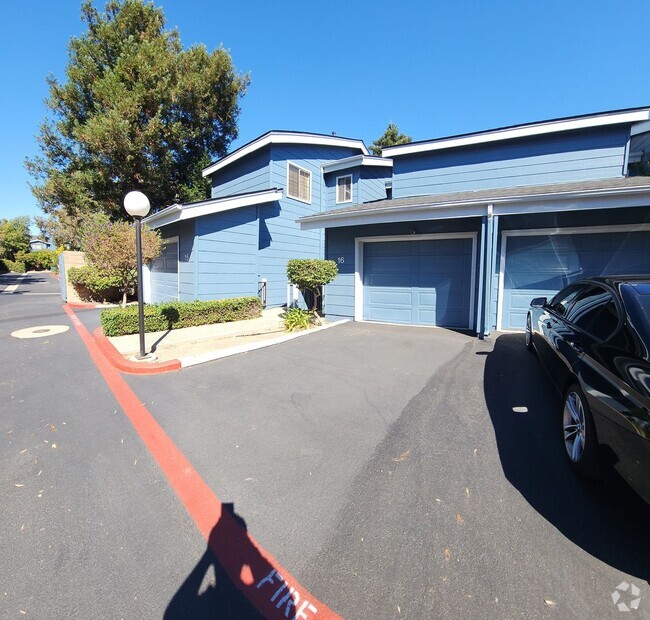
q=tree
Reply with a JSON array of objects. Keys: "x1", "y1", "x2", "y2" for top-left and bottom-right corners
[
  {"x1": 286, "y1": 259, "x2": 338, "y2": 319},
  {"x1": 0, "y1": 217, "x2": 31, "y2": 260},
  {"x1": 370, "y1": 123, "x2": 412, "y2": 156},
  {"x1": 81, "y1": 219, "x2": 161, "y2": 306},
  {"x1": 26, "y1": 0, "x2": 249, "y2": 239}
]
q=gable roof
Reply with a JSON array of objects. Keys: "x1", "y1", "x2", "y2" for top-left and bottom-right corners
[
  {"x1": 298, "y1": 176, "x2": 650, "y2": 229},
  {"x1": 382, "y1": 107, "x2": 650, "y2": 158},
  {"x1": 202, "y1": 131, "x2": 369, "y2": 177},
  {"x1": 144, "y1": 188, "x2": 283, "y2": 229}
]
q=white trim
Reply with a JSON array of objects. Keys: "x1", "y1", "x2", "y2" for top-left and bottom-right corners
[
  {"x1": 298, "y1": 184, "x2": 650, "y2": 230},
  {"x1": 496, "y1": 222, "x2": 650, "y2": 330},
  {"x1": 630, "y1": 120, "x2": 650, "y2": 136},
  {"x1": 143, "y1": 263, "x2": 151, "y2": 303},
  {"x1": 287, "y1": 162, "x2": 312, "y2": 204},
  {"x1": 202, "y1": 132, "x2": 369, "y2": 177},
  {"x1": 335, "y1": 174, "x2": 353, "y2": 204},
  {"x1": 354, "y1": 232, "x2": 478, "y2": 330},
  {"x1": 144, "y1": 189, "x2": 283, "y2": 229},
  {"x1": 382, "y1": 110, "x2": 650, "y2": 158},
  {"x1": 321, "y1": 155, "x2": 393, "y2": 174}
]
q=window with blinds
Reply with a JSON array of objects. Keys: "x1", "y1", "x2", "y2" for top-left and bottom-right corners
[
  {"x1": 287, "y1": 163, "x2": 311, "y2": 203},
  {"x1": 336, "y1": 175, "x2": 352, "y2": 203}
]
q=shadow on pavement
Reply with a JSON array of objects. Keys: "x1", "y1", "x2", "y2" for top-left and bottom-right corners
[
  {"x1": 165, "y1": 503, "x2": 292, "y2": 619},
  {"x1": 484, "y1": 333, "x2": 649, "y2": 581}
]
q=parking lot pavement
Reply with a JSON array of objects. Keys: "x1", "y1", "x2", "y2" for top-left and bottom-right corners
[{"x1": 124, "y1": 322, "x2": 649, "y2": 619}]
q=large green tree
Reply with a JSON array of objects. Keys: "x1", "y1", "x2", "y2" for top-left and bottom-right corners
[
  {"x1": 370, "y1": 122, "x2": 412, "y2": 156},
  {"x1": 0, "y1": 217, "x2": 31, "y2": 260},
  {"x1": 26, "y1": 0, "x2": 249, "y2": 246}
]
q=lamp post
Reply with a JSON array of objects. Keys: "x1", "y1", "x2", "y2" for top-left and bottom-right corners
[{"x1": 124, "y1": 190, "x2": 151, "y2": 359}]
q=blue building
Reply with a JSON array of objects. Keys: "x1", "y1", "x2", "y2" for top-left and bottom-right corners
[{"x1": 145, "y1": 108, "x2": 650, "y2": 335}]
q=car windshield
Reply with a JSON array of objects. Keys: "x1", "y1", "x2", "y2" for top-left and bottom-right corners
[{"x1": 620, "y1": 283, "x2": 650, "y2": 356}]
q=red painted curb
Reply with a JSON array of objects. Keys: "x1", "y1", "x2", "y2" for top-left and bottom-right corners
[
  {"x1": 92, "y1": 327, "x2": 182, "y2": 374},
  {"x1": 66, "y1": 302, "x2": 100, "y2": 309},
  {"x1": 63, "y1": 305, "x2": 340, "y2": 620}
]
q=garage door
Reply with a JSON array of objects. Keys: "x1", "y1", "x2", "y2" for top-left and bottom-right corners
[
  {"x1": 501, "y1": 229, "x2": 650, "y2": 330},
  {"x1": 362, "y1": 237, "x2": 474, "y2": 328},
  {"x1": 150, "y1": 238, "x2": 179, "y2": 303}
]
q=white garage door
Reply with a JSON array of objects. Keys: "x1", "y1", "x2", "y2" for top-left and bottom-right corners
[{"x1": 150, "y1": 238, "x2": 179, "y2": 303}]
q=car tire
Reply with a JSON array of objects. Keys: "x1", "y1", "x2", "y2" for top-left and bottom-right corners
[
  {"x1": 563, "y1": 383, "x2": 600, "y2": 479},
  {"x1": 525, "y1": 314, "x2": 534, "y2": 352}
]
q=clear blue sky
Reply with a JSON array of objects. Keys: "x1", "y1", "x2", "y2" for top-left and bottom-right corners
[{"x1": 2, "y1": 0, "x2": 650, "y2": 227}]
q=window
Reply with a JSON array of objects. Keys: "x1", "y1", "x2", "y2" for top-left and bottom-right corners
[
  {"x1": 287, "y1": 163, "x2": 311, "y2": 203},
  {"x1": 549, "y1": 284, "x2": 585, "y2": 317},
  {"x1": 566, "y1": 285, "x2": 620, "y2": 341},
  {"x1": 336, "y1": 175, "x2": 352, "y2": 204}
]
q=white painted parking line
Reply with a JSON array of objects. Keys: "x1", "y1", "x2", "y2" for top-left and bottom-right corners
[{"x1": 1, "y1": 275, "x2": 27, "y2": 294}]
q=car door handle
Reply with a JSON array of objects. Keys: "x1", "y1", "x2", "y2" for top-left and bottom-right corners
[
  {"x1": 567, "y1": 340, "x2": 583, "y2": 353},
  {"x1": 545, "y1": 321, "x2": 552, "y2": 329}
]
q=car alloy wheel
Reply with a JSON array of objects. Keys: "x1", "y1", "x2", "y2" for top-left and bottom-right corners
[
  {"x1": 563, "y1": 390, "x2": 586, "y2": 462},
  {"x1": 562, "y1": 383, "x2": 600, "y2": 478}
]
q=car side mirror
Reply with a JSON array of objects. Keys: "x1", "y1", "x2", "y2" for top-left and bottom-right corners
[{"x1": 530, "y1": 297, "x2": 547, "y2": 309}]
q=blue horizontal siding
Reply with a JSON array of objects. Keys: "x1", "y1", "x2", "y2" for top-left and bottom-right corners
[
  {"x1": 359, "y1": 167, "x2": 388, "y2": 203},
  {"x1": 196, "y1": 207, "x2": 258, "y2": 300},
  {"x1": 210, "y1": 148, "x2": 271, "y2": 199},
  {"x1": 393, "y1": 127, "x2": 629, "y2": 198}
]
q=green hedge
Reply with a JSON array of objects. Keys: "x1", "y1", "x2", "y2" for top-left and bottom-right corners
[
  {"x1": 100, "y1": 297, "x2": 263, "y2": 337},
  {"x1": 1, "y1": 259, "x2": 25, "y2": 273},
  {"x1": 68, "y1": 266, "x2": 122, "y2": 302}
]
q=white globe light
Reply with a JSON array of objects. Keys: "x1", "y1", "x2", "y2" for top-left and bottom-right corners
[{"x1": 123, "y1": 191, "x2": 151, "y2": 218}]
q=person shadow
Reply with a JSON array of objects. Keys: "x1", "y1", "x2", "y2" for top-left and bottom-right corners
[{"x1": 164, "y1": 503, "x2": 295, "y2": 620}]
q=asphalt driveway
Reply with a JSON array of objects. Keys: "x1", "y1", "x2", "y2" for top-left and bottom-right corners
[{"x1": 122, "y1": 321, "x2": 649, "y2": 619}]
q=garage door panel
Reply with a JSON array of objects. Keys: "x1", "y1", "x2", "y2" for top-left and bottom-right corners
[
  {"x1": 151, "y1": 240, "x2": 179, "y2": 303},
  {"x1": 363, "y1": 238, "x2": 473, "y2": 328},
  {"x1": 502, "y1": 231, "x2": 650, "y2": 330}
]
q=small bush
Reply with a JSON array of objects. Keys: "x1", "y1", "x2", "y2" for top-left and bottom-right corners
[
  {"x1": 283, "y1": 308, "x2": 313, "y2": 332},
  {"x1": 1, "y1": 259, "x2": 26, "y2": 273},
  {"x1": 287, "y1": 258, "x2": 338, "y2": 313},
  {"x1": 100, "y1": 297, "x2": 263, "y2": 337},
  {"x1": 16, "y1": 249, "x2": 58, "y2": 271},
  {"x1": 68, "y1": 266, "x2": 122, "y2": 302}
]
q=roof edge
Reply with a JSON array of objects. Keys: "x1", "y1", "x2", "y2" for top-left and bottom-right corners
[
  {"x1": 382, "y1": 108, "x2": 650, "y2": 158},
  {"x1": 203, "y1": 131, "x2": 369, "y2": 177}
]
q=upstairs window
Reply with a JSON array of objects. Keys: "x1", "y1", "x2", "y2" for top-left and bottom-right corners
[
  {"x1": 287, "y1": 163, "x2": 311, "y2": 203},
  {"x1": 336, "y1": 175, "x2": 352, "y2": 203}
]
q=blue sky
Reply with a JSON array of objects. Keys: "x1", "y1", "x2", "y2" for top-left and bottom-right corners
[{"x1": 3, "y1": 0, "x2": 650, "y2": 227}]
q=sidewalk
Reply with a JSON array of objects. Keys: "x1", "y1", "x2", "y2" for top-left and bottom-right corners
[{"x1": 91, "y1": 306, "x2": 347, "y2": 372}]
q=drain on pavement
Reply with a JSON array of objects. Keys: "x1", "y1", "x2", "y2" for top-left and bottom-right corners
[{"x1": 11, "y1": 325, "x2": 70, "y2": 339}]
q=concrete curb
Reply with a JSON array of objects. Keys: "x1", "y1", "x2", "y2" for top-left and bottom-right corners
[
  {"x1": 178, "y1": 319, "x2": 350, "y2": 367},
  {"x1": 92, "y1": 327, "x2": 182, "y2": 374},
  {"x1": 90, "y1": 319, "x2": 350, "y2": 375}
]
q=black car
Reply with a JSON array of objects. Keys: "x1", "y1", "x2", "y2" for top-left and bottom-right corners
[{"x1": 525, "y1": 276, "x2": 650, "y2": 504}]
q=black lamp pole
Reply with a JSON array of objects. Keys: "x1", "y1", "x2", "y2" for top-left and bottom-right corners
[
  {"x1": 124, "y1": 190, "x2": 151, "y2": 360},
  {"x1": 134, "y1": 215, "x2": 146, "y2": 359}
]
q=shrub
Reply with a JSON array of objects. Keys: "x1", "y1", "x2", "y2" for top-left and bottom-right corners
[
  {"x1": 1, "y1": 259, "x2": 26, "y2": 273},
  {"x1": 16, "y1": 249, "x2": 58, "y2": 271},
  {"x1": 100, "y1": 297, "x2": 263, "y2": 337},
  {"x1": 286, "y1": 258, "x2": 338, "y2": 314},
  {"x1": 68, "y1": 266, "x2": 123, "y2": 302},
  {"x1": 283, "y1": 308, "x2": 313, "y2": 332}
]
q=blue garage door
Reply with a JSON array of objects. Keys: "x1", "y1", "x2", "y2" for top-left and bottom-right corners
[
  {"x1": 150, "y1": 239, "x2": 179, "y2": 303},
  {"x1": 501, "y1": 230, "x2": 650, "y2": 330},
  {"x1": 363, "y1": 238, "x2": 474, "y2": 328}
]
